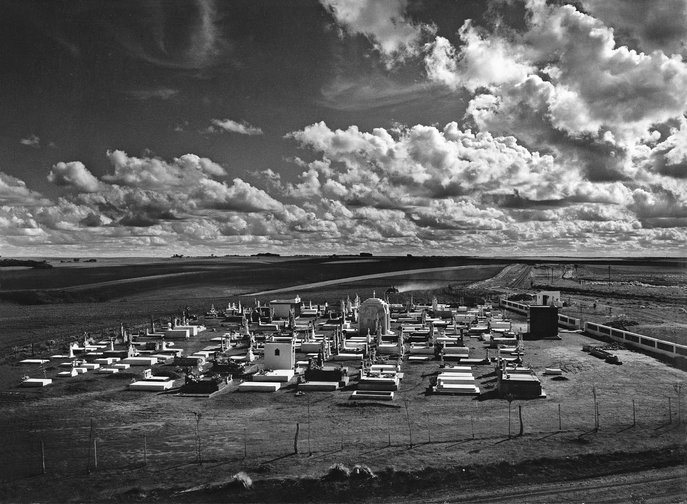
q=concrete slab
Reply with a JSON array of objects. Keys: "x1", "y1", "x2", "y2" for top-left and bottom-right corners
[
  {"x1": 19, "y1": 359, "x2": 49, "y2": 365},
  {"x1": 122, "y1": 357, "x2": 158, "y2": 366},
  {"x1": 350, "y1": 390, "x2": 394, "y2": 400},
  {"x1": 254, "y1": 370, "x2": 294, "y2": 382},
  {"x1": 129, "y1": 380, "x2": 174, "y2": 391},
  {"x1": 238, "y1": 382, "x2": 281, "y2": 392},
  {"x1": 97, "y1": 368, "x2": 120, "y2": 374},
  {"x1": 298, "y1": 381, "x2": 339, "y2": 391},
  {"x1": 21, "y1": 379, "x2": 52, "y2": 387}
]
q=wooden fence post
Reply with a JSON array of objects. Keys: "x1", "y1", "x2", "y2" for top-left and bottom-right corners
[{"x1": 294, "y1": 423, "x2": 299, "y2": 454}]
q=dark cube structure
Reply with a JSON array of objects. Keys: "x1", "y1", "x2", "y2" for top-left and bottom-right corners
[{"x1": 527, "y1": 305, "x2": 559, "y2": 339}]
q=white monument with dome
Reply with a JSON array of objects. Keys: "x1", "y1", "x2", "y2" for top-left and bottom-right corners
[{"x1": 358, "y1": 297, "x2": 391, "y2": 336}]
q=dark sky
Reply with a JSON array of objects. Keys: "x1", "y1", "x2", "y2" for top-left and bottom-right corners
[{"x1": 1, "y1": 0, "x2": 686, "y2": 256}]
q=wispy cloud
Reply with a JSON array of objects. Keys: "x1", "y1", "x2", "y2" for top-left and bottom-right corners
[
  {"x1": 318, "y1": 76, "x2": 445, "y2": 111},
  {"x1": 19, "y1": 134, "x2": 41, "y2": 148},
  {"x1": 125, "y1": 88, "x2": 179, "y2": 100},
  {"x1": 206, "y1": 118, "x2": 264, "y2": 136},
  {"x1": 112, "y1": 0, "x2": 228, "y2": 70}
]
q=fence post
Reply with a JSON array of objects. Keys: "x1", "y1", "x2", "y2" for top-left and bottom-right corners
[
  {"x1": 669, "y1": 397, "x2": 672, "y2": 423},
  {"x1": 86, "y1": 418, "x2": 94, "y2": 474},
  {"x1": 41, "y1": 439, "x2": 46, "y2": 475},
  {"x1": 293, "y1": 423, "x2": 299, "y2": 454},
  {"x1": 403, "y1": 399, "x2": 413, "y2": 447}
]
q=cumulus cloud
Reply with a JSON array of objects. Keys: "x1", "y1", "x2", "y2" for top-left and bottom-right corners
[
  {"x1": 287, "y1": 120, "x2": 579, "y2": 203},
  {"x1": 103, "y1": 150, "x2": 227, "y2": 189},
  {"x1": 0, "y1": 172, "x2": 47, "y2": 205},
  {"x1": 194, "y1": 178, "x2": 283, "y2": 212},
  {"x1": 207, "y1": 118, "x2": 264, "y2": 136},
  {"x1": 4, "y1": 1, "x2": 687, "y2": 256},
  {"x1": 425, "y1": 25, "x2": 532, "y2": 92},
  {"x1": 439, "y1": 1, "x2": 687, "y2": 152},
  {"x1": 320, "y1": 0, "x2": 426, "y2": 66},
  {"x1": 48, "y1": 161, "x2": 102, "y2": 192},
  {"x1": 580, "y1": 0, "x2": 687, "y2": 56}
]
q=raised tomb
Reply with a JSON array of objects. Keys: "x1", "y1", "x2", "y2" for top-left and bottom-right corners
[{"x1": 358, "y1": 298, "x2": 391, "y2": 336}]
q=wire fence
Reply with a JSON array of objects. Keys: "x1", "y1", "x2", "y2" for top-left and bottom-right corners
[{"x1": 0, "y1": 393, "x2": 684, "y2": 483}]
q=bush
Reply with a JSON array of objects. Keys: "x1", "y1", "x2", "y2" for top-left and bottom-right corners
[
  {"x1": 325, "y1": 463, "x2": 351, "y2": 481},
  {"x1": 228, "y1": 471, "x2": 252, "y2": 490},
  {"x1": 350, "y1": 464, "x2": 376, "y2": 480}
]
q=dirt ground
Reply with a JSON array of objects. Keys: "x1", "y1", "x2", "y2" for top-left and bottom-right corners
[
  {"x1": 527, "y1": 263, "x2": 687, "y2": 345},
  {"x1": 0, "y1": 321, "x2": 685, "y2": 502}
]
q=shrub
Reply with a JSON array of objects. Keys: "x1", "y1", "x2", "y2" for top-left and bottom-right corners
[
  {"x1": 325, "y1": 463, "x2": 351, "y2": 481},
  {"x1": 228, "y1": 471, "x2": 252, "y2": 490},
  {"x1": 350, "y1": 464, "x2": 376, "y2": 479}
]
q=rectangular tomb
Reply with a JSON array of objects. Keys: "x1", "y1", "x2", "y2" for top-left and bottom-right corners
[
  {"x1": 21, "y1": 379, "x2": 52, "y2": 387},
  {"x1": 238, "y1": 382, "x2": 281, "y2": 392}
]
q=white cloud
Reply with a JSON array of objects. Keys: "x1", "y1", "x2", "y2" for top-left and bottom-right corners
[
  {"x1": 0, "y1": 172, "x2": 48, "y2": 206},
  {"x1": 194, "y1": 178, "x2": 283, "y2": 212},
  {"x1": 207, "y1": 118, "x2": 263, "y2": 136},
  {"x1": 425, "y1": 26, "x2": 532, "y2": 92},
  {"x1": 48, "y1": 161, "x2": 102, "y2": 192},
  {"x1": 580, "y1": 0, "x2": 687, "y2": 56},
  {"x1": 320, "y1": 0, "x2": 426, "y2": 66},
  {"x1": 19, "y1": 134, "x2": 41, "y2": 148},
  {"x1": 103, "y1": 150, "x2": 226, "y2": 189}
]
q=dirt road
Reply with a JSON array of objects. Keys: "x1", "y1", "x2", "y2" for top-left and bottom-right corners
[
  {"x1": 466, "y1": 263, "x2": 532, "y2": 291},
  {"x1": 247, "y1": 265, "x2": 504, "y2": 297},
  {"x1": 411, "y1": 465, "x2": 687, "y2": 504}
]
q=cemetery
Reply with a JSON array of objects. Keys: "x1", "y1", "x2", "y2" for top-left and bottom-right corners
[{"x1": 1, "y1": 284, "x2": 685, "y2": 503}]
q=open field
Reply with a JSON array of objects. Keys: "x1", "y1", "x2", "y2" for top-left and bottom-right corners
[
  {"x1": 525, "y1": 263, "x2": 687, "y2": 345},
  {"x1": 0, "y1": 256, "x2": 685, "y2": 502}
]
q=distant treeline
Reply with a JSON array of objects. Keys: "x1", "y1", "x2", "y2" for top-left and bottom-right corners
[{"x1": 0, "y1": 258, "x2": 52, "y2": 269}]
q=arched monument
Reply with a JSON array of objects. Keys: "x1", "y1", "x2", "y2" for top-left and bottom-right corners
[{"x1": 358, "y1": 298, "x2": 391, "y2": 336}]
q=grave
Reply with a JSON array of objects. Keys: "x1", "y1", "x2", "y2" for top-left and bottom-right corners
[
  {"x1": 298, "y1": 381, "x2": 339, "y2": 391},
  {"x1": 97, "y1": 368, "x2": 120, "y2": 374},
  {"x1": 350, "y1": 390, "x2": 394, "y2": 401},
  {"x1": 19, "y1": 359, "x2": 49, "y2": 365},
  {"x1": 122, "y1": 357, "x2": 158, "y2": 366},
  {"x1": 253, "y1": 369, "x2": 294, "y2": 382},
  {"x1": 238, "y1": 382, "x2": 281, "y2": 392},
  {"x1": 21, "y1": 379, "x2": 52, "y2": 387},
  {"x1": 129, "y1": 380, "x2": 174, "y2": 391}
]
